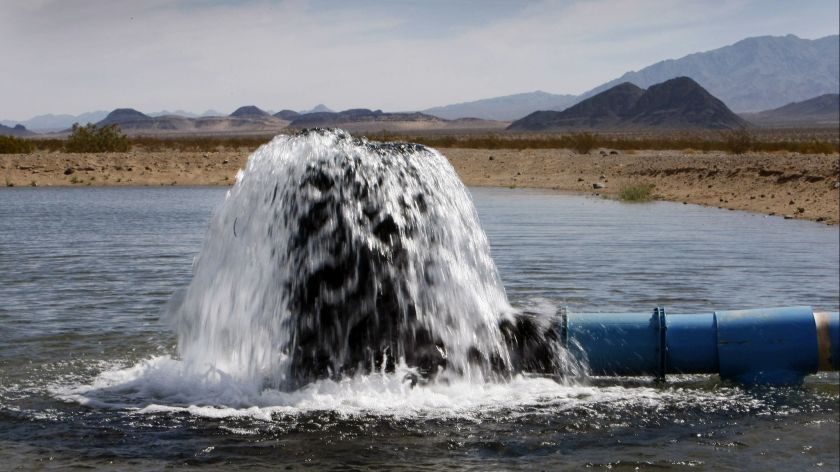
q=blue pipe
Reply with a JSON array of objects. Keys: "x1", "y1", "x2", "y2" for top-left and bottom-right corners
[{"x1": 561, "y1": 306, "x2": 839, "y2": 385}]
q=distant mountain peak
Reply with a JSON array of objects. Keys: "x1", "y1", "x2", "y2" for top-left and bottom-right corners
[
  {"x1": 0, "y1": 123, "x2": 35, "y2": 137},
  {"x1": 229, "y1": 105, "x2": 270, "y2": 118},
  {"x1": 509, "y1": 77, "x2": 746, "y2": 131},
  {"x1": 742, "y1": 93, "x2": 840, "y2": 127},
  {"x1": 301, "y1": 104, "x2": 333, "y2": 114},
  {"x1": 423, "y1": 90, "x2": 577, "y2": 121},
  {"x1": 97, "y1": 108, "x2": 152, "y2": 126}
]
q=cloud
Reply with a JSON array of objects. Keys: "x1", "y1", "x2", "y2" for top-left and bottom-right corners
[{"x1": 0, "y1": 0, "x2": 837, "y2": 118}]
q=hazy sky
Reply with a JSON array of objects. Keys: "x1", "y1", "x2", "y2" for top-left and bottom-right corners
[{"x1": 1, "y1": 0, "x2": 838, "y2": 119}]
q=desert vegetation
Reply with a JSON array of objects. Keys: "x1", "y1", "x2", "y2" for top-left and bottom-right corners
[
  {"x1": 376, "y1": 130, "x2": 838, "y2": 154},
  {"x1": 0, "y1": 135, "x2": 34, "y2": 154},
  {"x1": 64, "y1": 123, "x2": 131, "y2": 153},
  {"x1": 5, "y1": 128, "x2": 838, "y2": 155},
  {"x1": 618, "y1": 183, "x2": 655, "y2": 202},
  {"x1": 130, "y1": 135, "x2": 271, "y2": 152},
  {"x1": 1, "y1": 124, "x2": 134, "y2": 154},
  {"x1": 568, "y1": 132, "x2": 598, "y2": 154}
]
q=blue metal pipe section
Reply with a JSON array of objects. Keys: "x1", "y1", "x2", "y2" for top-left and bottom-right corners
[{"x1": 561, "y1": 306, "x2": 839, "y2": 385}]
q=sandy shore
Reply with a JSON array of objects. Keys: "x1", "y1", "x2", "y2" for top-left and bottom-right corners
[{"x1": 2, "y1": 148, "x2": 838, "y2": 224}]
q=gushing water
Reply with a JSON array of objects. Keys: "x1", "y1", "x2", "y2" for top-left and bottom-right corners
[{"x1": 164, "y1": 129, "x2": 540, "y2": 392}]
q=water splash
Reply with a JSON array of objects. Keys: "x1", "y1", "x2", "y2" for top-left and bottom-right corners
[{"x1": 165, "y1": 129, "x2": 551, "y2": 391}]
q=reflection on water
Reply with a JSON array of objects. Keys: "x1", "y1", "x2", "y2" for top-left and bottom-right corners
[{"x1": 0, "y1": 186, "x2": 837, "y2": 470}]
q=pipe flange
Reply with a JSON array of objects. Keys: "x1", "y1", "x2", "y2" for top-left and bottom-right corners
[{"x1": 653, "y1": 306, "x2": 667, "y2": 381}]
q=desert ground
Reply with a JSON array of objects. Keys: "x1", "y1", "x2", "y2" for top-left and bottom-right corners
[{"x1": 1, "y1": 147, "x2": 838, "y2": 224}]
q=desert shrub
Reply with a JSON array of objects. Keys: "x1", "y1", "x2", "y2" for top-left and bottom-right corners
[
  {"x1": 798, "y1": 140, "x2": 837, "y2": 154},
  {"x1": 0, "y1": 136, "x2": 33, "y2": 154},
  {"x1": 618, "y1": 183, "x2": 654, "y2": 202},
  {"x1": 723, "y1": 129, "x2": 753, "y2": 154},
  {"x1": 32, "y1": 139, "x2": 65, "y2": 152},
  {"x1": 65, "y1": 123, "x2": 131, "y2": 153},
  {"x1": 0, "y1": 135, "x2": 34, "y2": 154},
  {"x1": 568, "y1": 132, "x2": 598, "y2": 154},
  {"x1": 130, "y1": 135, "x2": 271, "y2": 152}
]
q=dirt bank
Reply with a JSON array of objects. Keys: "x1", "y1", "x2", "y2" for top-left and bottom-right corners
[
  {"x1": 1, "y1": 151, "x2": 248, "y2": 188},
  {"x1": 2, "y1": 148, "x2": 838, "y2": 224},
  {"x1": 445, "y1": 148, "x2": 839, "y2": 225}
]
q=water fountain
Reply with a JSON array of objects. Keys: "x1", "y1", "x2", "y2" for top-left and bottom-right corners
[{"x1": 165, "y1": 129, "x2": 838, "y2": 389}]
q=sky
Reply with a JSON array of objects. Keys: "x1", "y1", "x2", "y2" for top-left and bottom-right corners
[{"x1": 1, "y1": 0, "x2": 838, "y2": 119}]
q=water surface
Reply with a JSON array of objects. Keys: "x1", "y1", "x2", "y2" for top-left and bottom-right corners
[{"x1": 1, "y1": 186, "x2": 837, "y2": 470}]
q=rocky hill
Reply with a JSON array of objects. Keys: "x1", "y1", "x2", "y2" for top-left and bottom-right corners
[
  {"x1": 0, "y1": 123, "x2": 36, "y2": 137},
  {"x1": 97, "y1": 108, "x2": 154, "y2": 127},
  {"x1": 229, "y1": 105, "x2": 272, "y2": 118},
  {"x1": 741, "y1": 94, "x2": 839, "y2": 127},
  {"x1": 509, "y1": 77, "x2": 747, "y2": 131},
  {"x1": 274, "y1": 109, "x2": 301, "y2": 120},
  {"x1": 509, "y1": 83, "x2": 644, "y2": 130}
]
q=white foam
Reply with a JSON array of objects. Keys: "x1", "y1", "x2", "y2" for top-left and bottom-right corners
[{"x1": 50, "y1": 356, "x2": 754, "y2": 422}]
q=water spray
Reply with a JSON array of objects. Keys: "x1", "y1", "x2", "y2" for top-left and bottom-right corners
[{"x1": 167, "y1": 129, "x2": 838, "y2": 389}]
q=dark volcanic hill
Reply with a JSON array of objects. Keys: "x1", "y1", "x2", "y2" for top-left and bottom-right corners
[
  {"x1": 509, "y1": 83, "x2": 644, "y2": 130},
  {"x1": 508, "y1": 77, "x2": 747, "y2": 131},
  {"x1": 274, "y1": 109, "x2": 301, "y2": 120},
  {"x1": 741, "y1": 94, "x2": 839, "y2": 128},
  {"x1": 229, "y1": 105, "x2": 271, "y2": 118},
  {"x1": 625, "y1": 77, "x2": 749, "y2": 128},
  {"x1": 0, "y1": 123, "x2": 36, "y2": 137},
  {"x1": 97, "y1": 108, "x2": 153, "y2": 127}
]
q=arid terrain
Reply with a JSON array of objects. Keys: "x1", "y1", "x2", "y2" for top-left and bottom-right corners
[
  {"x1": 445, "y1": 148, "x2": 839, "y2": 224},
  {"x1": 2, "y1": 146, "x2": 837, "y2": 224}
]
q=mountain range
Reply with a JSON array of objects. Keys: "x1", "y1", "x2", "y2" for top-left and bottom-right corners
[
  {"x1": 508, "y1": 77, "x2": 747, "y2": 131},
  {"x1": 80, "y1": 106, "x2": 506, "y2": 136},
  {"x1": 423, "y1": 34, "x2": 838, "y2": 120},
  {"x1": 583, "y1": 34, "x2": 839, "y2": 113},
  {"x1": 90, "y1": 106, "x2": 291, "y2": 136},
  {"x1": 740, "y1": 94, "x2": 840, "y2": 128},
  {"x1": 0, "y1": 111, "x2": 110, "y2": 133},
  {"x1": 422, "y1": 91, "x2": 578, "y2": 121},
  {"x1": 1, "y1": 105, "x2": 336, "y2": 133},
  {"x1": 0, "y1": 123, "x2": 35, "y2": 137},
  {"x1": 3, "y1": 34, "x2": 837, "y2": 134}
]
